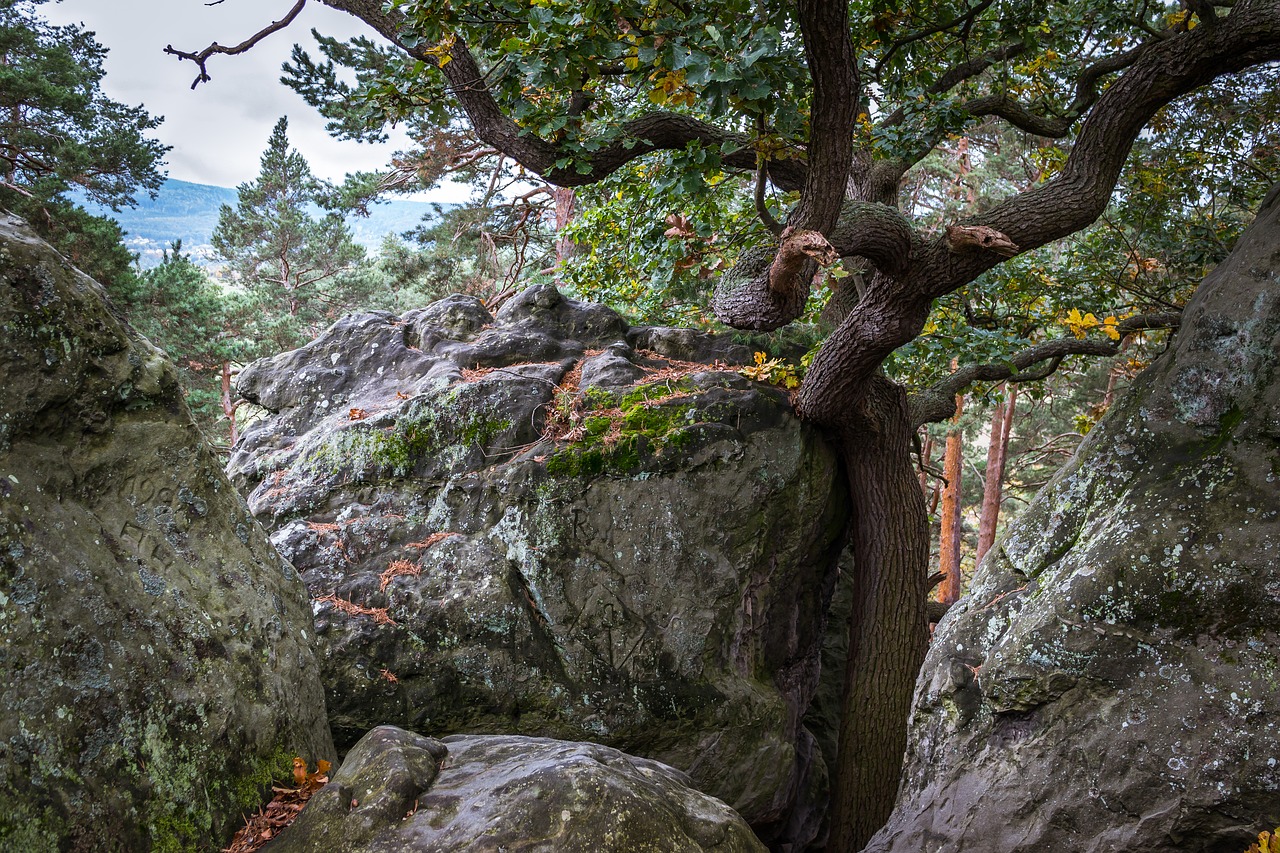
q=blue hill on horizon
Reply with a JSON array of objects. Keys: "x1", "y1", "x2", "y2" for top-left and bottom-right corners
[{"x1": 80, "y1": 178, "x2": 454, "y2": 267}]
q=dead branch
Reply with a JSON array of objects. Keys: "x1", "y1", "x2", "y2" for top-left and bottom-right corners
[{"x1": 166, "y1": 0, "x2": 307, "y2": 89}]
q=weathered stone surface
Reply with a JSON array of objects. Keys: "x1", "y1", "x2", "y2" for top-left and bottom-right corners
[
  {"x1": 866, "y1": 187, "x2": 1280, "y2": 851},
  {"x1": 0, "y1": 214, "x2": 335, "y2": 851},
  {"x1": 228, "y1": 286, "x2": 846, "y2": 847},
  {"x1": 267, "y1": 725, "x2": 767, "y2": 852}
]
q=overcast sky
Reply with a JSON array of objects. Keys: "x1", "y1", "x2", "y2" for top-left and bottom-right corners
[{"x1": 44, "y1": 0, "x2": 471, "y2": 201}]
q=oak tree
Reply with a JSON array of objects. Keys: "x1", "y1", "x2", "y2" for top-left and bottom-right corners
[{"x1": 173, "y1": 0, "x2": 1280, "y2": 846}]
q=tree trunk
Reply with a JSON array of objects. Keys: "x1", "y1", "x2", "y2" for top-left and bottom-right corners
[
  {"x1": 937, "y1": 394, "x2": 965, "y2": 605},
  {"x1": 221, "y1": 360, "x2": 240, "y2": 447},
  {"x1": 917, "y1": 433, "x2": 933, "y2": 497},
  {"x1": 826, "y1": 376, "x2": 930, "y2": 852},
  {"x1": 553, "y1": 185, "x2": 578, "y2": 265},
  {"x1": 975, "y1": 384, "x2": 1017, "y2": 564}
]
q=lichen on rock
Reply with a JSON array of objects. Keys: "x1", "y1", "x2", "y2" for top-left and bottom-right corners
[
  {"x1": 865, "y1": 186, "x2": 1280, "y2": 852},
  {"x1": 0, "y1": 214, "x2": 335, "y2": 851},
  {"x1": 228, "y1": 285, "x2": 847, "y2": 849}
]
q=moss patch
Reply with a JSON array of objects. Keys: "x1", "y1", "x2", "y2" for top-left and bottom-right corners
[
  {"x1": 308, "y1": 390, "x2": 513, "y2": 480},
  {"x1": 545, "y1": 381, "x2": 702, "y2": 477}
]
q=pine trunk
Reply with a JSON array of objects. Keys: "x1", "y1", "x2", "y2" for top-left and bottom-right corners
[
  {"x1": 937, "y1": 394, "x2": 965, "y2": 605},
  {"x1": 221, "y1": 361, "x2": 239, "y2": 447},
  {"x1": 553, "y1": 186, "x2": 578, "y2": 265},
  {"x1": 975, "y1": 385, "x2": 1017, "y2": 564}
]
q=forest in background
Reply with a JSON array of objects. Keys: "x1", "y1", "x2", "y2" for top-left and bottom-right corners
[
  {"x1": 4, "y1": 0, "x2": 1277, "y2": 611},
  {"x1": 5, "y1": 0, "x2": 1280, "y2": 845}
]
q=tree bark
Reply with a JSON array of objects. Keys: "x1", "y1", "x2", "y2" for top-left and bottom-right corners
[
  {"x1": 826, "y1": 376, "x2": 930, "y2": 852},
  {"x1": 937, "y1": 393, "x2": 965, "y2": 605},
  {"x1": 975, "y1": 384, "x2": 1017, "y2": 564},
  {"x1": 221, "y1": 360, "x2": 240, "y2": 447},
  {"x1": 553, "y1": 186, "x2": 578, "y2": 265}
]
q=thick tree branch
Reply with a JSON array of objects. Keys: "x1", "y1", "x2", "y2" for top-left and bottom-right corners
[
  {"x1": 907, "y1": 312, "x2": 1182, "y2": 427},
  {"x1": 315, "y1": 0, "x2": 807, "y2": 189},
  {"x1": 828, "y1": 201, "x2": 917, "y2": 277},
  {"x1": 920, "y1": 0, "x2": 1280, "y2": 296},
  {"x1": 166, "y1": 0, "x2": 307, "y2": 89},
  {"x1": 788, "y1": 0, "x2": 858, "y2": 233}
]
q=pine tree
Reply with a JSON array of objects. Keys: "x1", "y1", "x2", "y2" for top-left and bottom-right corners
[
  {"x1": 0, "y1": 0, "x2": 167, "y2": 283},
  {"x1": 212, "y1": 117, "x2": 366, "y2": 357}
]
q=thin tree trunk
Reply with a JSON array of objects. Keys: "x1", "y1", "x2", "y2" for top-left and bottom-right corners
[
  {"x1": 917, "y1": 433, "x2": 933, "y2": 497},
  {"x1": 975, "y1": 384, "x2": 1017, "y2": 563},
  {"x1": 221, "y1": 361, "x2": 239, "y2": 447},
  {"x1": 827, "y1": 376, "x2": 930, "y2": 852},
  {"x1": 553, "y1": 185, "x2": 578, "y2": 265},
  {"x1": 937, "y1": 393, "x2": 965, "y2": 605}
]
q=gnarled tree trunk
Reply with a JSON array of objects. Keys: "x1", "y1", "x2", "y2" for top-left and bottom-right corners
[{"x1": 826, "y1": 376, "x2": 930, "y2": 851}]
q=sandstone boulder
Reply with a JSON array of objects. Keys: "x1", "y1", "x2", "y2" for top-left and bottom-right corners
[
  {"x1": 227, "y1": 284, "x2": 846, "y2": 847},
  {"x1": 865, "y1": 187, "x2": 1280, "y2": 850},
  {"x1": 266, "y1": 725, "x2": 766, "y2": 852},
  {"x1": 0, "y1": 214, "x2": 335, "y2": 851}
]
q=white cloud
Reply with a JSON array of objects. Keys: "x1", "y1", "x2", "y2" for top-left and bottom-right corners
[{"x1": 45, "y1": 0, "x2": 472, "y2": 202}]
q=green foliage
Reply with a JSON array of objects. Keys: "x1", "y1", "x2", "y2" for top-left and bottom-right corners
[
  {"x1": 111, "y1": 242, "x2": 240, "y2": 434},
  {"x1": 212, "y1": 117, "x2": 368, "y2": 357},
  {"x1": 0, "y1": 0, "x2": 167, "y2": 286},
  {"x1": 396, "y1": 201, "x2": 555, "y2": 303},
  {"x1": 558, "y1": 156, "x2": 773, "y2": 326}
]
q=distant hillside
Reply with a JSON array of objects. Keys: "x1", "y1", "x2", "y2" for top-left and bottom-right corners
[{"x1": 80, "y1": 179, "x2": 453, "y2": 267}]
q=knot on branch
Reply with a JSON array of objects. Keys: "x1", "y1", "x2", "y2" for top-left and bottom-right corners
[
  {"x1": 770, "y1": 226, "x2": 838, "y2": 293},
  {"x1": 945, "y1": 224, "x2": 1019, "y2": 258},
  {"x1": 827, "y1": 201, "x2": 916, "y2": 277},
  {"x1": 712, "y1": 244, "x2": 810, "y2": 331}
]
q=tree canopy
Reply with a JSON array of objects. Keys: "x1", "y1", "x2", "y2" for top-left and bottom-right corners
[
  {"x1": 213, "y1": 116, "x2": 367, "y2": 355},
  {"x1": 0, "y1": 0, "x2": 167, "y2": 281},
  {"x1": 170, "y1": 0, "x2": 1280, "y2": 847}
]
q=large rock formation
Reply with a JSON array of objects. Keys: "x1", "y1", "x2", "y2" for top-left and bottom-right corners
[
  {"x1": 267, "y1": 725, "x2": 767, "y2": 852},
  {"x1": 0, "y1": 214, "x2": 335, "y2": 851},
  {"x1": 866, "y1": 189, "x2": 1280, "y2": 849},
  {"x1": 227, "y1": 284, "x2": 847, "y2": 847}
]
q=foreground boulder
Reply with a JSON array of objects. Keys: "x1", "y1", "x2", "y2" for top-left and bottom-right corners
[
  {"x1": 866, "y1": 188, "x2": 1280, "y2": 850},
  {"x1": 267, "y1": 725, "x2": 766, "y2": 852},
  {"x1": 0, "y1": 214, "x2": 335, "y2": 851},
  {"x1": 227, "y1": 284, "x2": 847, "y2": 846}
]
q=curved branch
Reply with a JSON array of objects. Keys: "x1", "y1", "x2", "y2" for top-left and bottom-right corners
[
  {"x1": 316, "y1": 0, "x2": 808, "y2": 189},
  {"x1": 165, "y1": 0, "x2": 307, "y2": 89},
  {"x1": 920, "y1": 1, "x2": 1280, "y2": 296},
  {"x1": 876, "y1": 0, "x2": 997, "y2": 75},
  {"x1": 907, "y1": 311, "x2": 1181, "y2": 427},
  {"x1": 956, "y1": 41, "x2": 1152, "y2": 140},
  {"x1": 755, "y1": 163, "x2": 784, "y2": 237},
  {"x1": 788, "y1": 0, "x2": 858, "y2": 232},
  {"x1": 828, "y1": 201, "x2": 917, "y2": 277}
]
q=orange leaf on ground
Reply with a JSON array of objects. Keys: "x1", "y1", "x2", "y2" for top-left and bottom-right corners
[{"x1": 223, "y1": 759, "x2": 330, "y2": 853}]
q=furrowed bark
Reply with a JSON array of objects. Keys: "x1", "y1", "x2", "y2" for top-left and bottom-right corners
[{"x1": 827, "y1": 377, "x2": 930, "y2": 853}]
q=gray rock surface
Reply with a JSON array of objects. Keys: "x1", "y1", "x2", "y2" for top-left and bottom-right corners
[
  {"x1": 0, "y1": 214, "x2": 335, "y2": 850},
  {"x1": 227, "y1": 286, "x2": 846, "y2": 847},
  {"x1": 266, "y1": 725, "x2": 767, "y2": 852},
  {"x1": 865, "y1": 187, "x2": 1280, "y2": 851}
]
